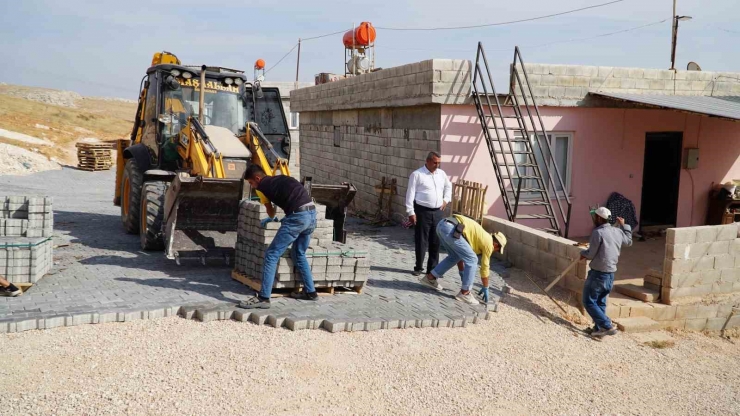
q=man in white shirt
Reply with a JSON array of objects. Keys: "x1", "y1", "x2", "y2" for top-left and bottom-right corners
[{"x1": 405, "y1": 151, "x2": 452, "y2": 276}]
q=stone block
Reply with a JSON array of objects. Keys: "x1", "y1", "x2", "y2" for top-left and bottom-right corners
[
  {"x1": 705, "y1": 317, "x2": 731, "y2": 332},
  {"x1": 615, "y1": 317, "x2": 660, "y2": 333},
  {"x1": 521, "y1": 231, "x2": 537, "y2": 247},
  {"x1": 720, "y1": 269, "x2": 738, "y2": 283},
  {"x1": 695, "y1": 304, "x2": 719, "y2": 319},
  {"x1": 714, "y1": 254, "x2": 735, "y2": 270},
  {"x1": 695, "y1": 256, "x2": 715, "y2": 272},
  {"x1": 708, "y1": 241, "x2": 730, "y2": 256},
  {"x1": 685, "y1": 318, "x2": 708, "y2": 331},
  {"x1": 686, "y1": 242, "x2": 710, "y2": 258},
  {"x1": 666, "y1": 244, "x2": 689, "y2": 259},
  {"x1": 732, "y1": 240, "x2": 740, "y2": 255},
  {"x1": 667, "y1": 228, "x2": 696, "y2": 245},
  {"x1": 698, "y1": 270, "x2": 720, "y2": 286},
  {"x1": 695, "y1": 226, "x2": 718, "y2": 243},
  {"x1": 716, "y1": 225, "x2": 737, "y2": 241},
  {"x1": 652, "y1": 305, "x2": 677, "y2": 321},
  {"x1": 664, "y1": 258, "x2": 694, "y2": 275}
]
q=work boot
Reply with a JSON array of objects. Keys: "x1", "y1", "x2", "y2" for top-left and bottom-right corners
[
  {"x1": 290, "y1": 289, "x2": 319, "y2": 301},
  {"x1": 418, "y1": 275, "x2": 443, "y2": 291},
  {"x1": 238, "y1": 296, "x2": 271, "y2": 309},
  {"x1": 411, "y1": 268, "x2": 423, "y2": 276},
  {"x1": 591, "y1": 327, "x2": 618, "y2": 337},
  {"x1": 0, "y1": 284, "x2": 21, "y2": 297}
]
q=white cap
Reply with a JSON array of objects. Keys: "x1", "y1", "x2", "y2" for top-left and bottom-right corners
[{"x1": 594, "y1": 207, "x2": 611, "y2": 220}]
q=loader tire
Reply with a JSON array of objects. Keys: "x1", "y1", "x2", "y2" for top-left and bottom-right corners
[
  {"x1": 140, "y1": 181, "x2": 166, "y2": 251},
  {"x1": 120, "y1": 159, "x2": 143, "y2": 234}
]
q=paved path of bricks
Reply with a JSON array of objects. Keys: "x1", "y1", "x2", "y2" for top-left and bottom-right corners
[{"x1": 0, "y1": 168, "x2": 506, "y2": 333}]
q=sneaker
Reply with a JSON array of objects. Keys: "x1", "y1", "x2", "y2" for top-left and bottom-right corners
[
  {"x1": 455, "y1": 291, "x2": 480, "y2": 305},
  {"x1": 591, "y1": 327, "x2": 618, "y2": 337},
  {"x1": 583, "y1": 325, "x2": 599, "y2": 335},
  {"x1": 0, "y1": 284, "x2": 21, "y2": 297},
  {"x1": 418, "y1": 275, "x2": 443, "y2": 291},
  {"x1": 411, "y1": 269, "x2": 423, "y2": 276},
  {"x1": 237, "y1": 296, "x2": 271, "y2": 309},
  {"x1": 290, "y1": 290, "x2": 318, "y2": 301}
]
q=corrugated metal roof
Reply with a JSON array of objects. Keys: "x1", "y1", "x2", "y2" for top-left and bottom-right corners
[{"x1": 590, "y1": 92, "x2": 740, "y2": 122}]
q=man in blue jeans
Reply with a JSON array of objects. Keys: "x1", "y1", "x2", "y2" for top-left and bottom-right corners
[
  {"x1": 580, "y1": 207, "x2": 633, "y2": 337},
  {"x1": 238, "y1": 165, "x2": 318, "y2": 309},
  {"x1": 418, "y1": 214, "x2": 506, "y2": 305}
]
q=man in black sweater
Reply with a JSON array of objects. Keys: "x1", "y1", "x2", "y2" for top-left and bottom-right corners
[{"x1": 238, "y1": 165, "x2": 318, "y2": 309}]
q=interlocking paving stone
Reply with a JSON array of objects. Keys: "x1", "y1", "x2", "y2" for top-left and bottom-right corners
[{"x1": 0, "y1": 168, "x2": 507, "y2": 332}]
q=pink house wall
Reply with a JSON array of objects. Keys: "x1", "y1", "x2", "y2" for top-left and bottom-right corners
[{"x1": 441, "y1": 105, "x2": 740, "y2": 237}]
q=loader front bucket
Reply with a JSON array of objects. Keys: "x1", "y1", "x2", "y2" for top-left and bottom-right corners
[
  {"x1": 303, "y1": 178, "x2": 357, "y2": 244},
  {"x1": 163, "y1": 174, "x2": 243, "y2": 264}
]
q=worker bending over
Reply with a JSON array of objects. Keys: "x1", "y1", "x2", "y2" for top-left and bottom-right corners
[
  {"x1": 580, "y1": 207, "x2": 633, "y2": 337},
  {"x1": 418, "y1": 214, "x2": 506, "y2": 305},
  {"x1": 238, "y1": 165, "x2": 318, "y2": 309}
]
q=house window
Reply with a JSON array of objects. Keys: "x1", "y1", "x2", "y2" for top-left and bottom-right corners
[
  {"x1": 290, "y1": 112, "x2": 299, "y2": 129},
  {"x1": 512, "y1": 132, "x2": 573, "y2": 196}
]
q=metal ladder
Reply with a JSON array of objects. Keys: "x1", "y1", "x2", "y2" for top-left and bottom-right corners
[{"x1": 471, "y1": 43, "x2": 572, "y2": 237}]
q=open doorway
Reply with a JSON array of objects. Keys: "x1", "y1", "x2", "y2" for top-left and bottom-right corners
[{"x1": 640, "y1": 132, "x2": 683, "y2": 228}]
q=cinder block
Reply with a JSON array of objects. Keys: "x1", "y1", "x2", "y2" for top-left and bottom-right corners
[
  {"x1": 687, "y1": 243, "x2": 710, "y2": 258},
  {"x1": 716, "y1": 224, "x2": 738, "y2": 241},
  {"x1": 666, "y1": 244, "x2": 689, "y2": 259},
  {"x1": 695, "y1": 304, "x2": 719, "y2": 319},
  {"x1": 714, "y1": 254, "x2": 735, "y2": 270},
  {"x1": 705, "y1": 317, "x2": 730, "y2": 331},
  {"x1": 695, "y1": 226, "x2": 718, "y2": 243},
  {"x1": 685, "y1": 318, "x2": 708, "y2": 331},
  {"x1": 694, "y1": 256, "x2": 715, "y2": 272},
  {"x1": 666, "y1": 228, "x2": 696, "y2": 245},
  {"x1": 652, "y1": 305, "x2": 677, "y2": 321},
  {"x1": 708, "y1": 241, "x2": 730, "y2": 256},
  {"x1": 676, "y1": 305, "x2": 698, "y2": 319},
  {"x1": 664, "y1": 258, "x2": 695, "y2": 275},
  {"x1": 698, "y1": 270, "x2": 720, "y2": 286}
]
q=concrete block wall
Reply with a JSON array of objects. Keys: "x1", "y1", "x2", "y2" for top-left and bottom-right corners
[
  {"x1": 290, "y1": 59, "x2": 472, "y2": 113},
  {"x1": 234, "y1": 200, "x2": 369, "y2": 290},
  {"x1": 482, "y1": 216, "x2": 588, "y2": 292},
  {"x1": 0, "y1": 196, "x2": 53, "y2": 237},
  {"x1": 0, "y1": 237, "x2": 53, "y2": 283},
  {"x1": 299, "y1": 106, "x2": 442, "y2": 217},
  {"x1": 660, "y1": 224, "x2": 740, "y2": 303},
  {"x1": 519, "y1": 63, "x2": 740, "y2": 106}
]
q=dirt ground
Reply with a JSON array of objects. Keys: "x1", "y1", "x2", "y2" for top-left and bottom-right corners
[{"x1": 2, "y1": 271, "x2": 738, "y2": 416}]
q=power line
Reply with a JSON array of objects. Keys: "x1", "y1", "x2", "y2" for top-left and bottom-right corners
[
  {"x1": 302, "y1": 29, "x2": 351, "y2": 41},
  {"x1": 375, "y1": 0, "x2": 625, "y2": 31},
  {"x1": 264, "y1": 43, "x2": 299, "y2": 74},
  {"x1": 380, "y1": 19, "x2": 669, "y2": 54},
  {"x1": 525, "y1": 18, "x2": 669, "y2": 49},
  {"x1": 716, "y1": 26, "x2": 740, "y2": 34}
]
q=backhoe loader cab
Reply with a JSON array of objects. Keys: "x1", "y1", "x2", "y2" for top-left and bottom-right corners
[{"x1": 114, "y1": 52, "x2": 291, "y2": 264}]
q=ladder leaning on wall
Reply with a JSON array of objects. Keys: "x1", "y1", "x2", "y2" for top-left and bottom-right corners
[{"x1": 470, "y1": 42, "x2": 573, "y2": 237}]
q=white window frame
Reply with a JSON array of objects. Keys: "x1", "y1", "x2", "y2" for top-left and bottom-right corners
[
  {"x1": 511, "y1": 132, "x2": 573, "y2": 199},
  {"x1": 289, "y1": 111, "x2": 299, "y2": 129}
]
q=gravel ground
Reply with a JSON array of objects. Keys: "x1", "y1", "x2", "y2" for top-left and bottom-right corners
[{"x1": 2, "y1": 271, "x2": 739, "y2": 416}]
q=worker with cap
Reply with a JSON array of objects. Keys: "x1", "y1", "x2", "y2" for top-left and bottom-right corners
[
  {"x1": 418, "y1": 214, "x2": 506, "y2": 305},
  {"x1": 580, "y1": 207, "x2": 633, "y2": 337}
]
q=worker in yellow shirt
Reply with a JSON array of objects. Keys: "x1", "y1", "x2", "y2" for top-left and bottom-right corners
[{"x1": 418, "y1": 214, "x2": 506, "y2": 305}]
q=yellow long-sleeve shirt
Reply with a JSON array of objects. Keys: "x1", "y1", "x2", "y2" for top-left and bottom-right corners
[{"x1": 453, "y1": 214, "x2": 493, "y2": 278}]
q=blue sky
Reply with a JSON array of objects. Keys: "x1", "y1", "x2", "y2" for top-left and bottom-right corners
[{"x1": 0, "y1": 0, "x2": 737, "y2": 99}]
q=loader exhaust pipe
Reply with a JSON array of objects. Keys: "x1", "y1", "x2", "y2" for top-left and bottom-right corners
[{"x1": 199, "y1": 65, "x2": 206, "y2": 124}]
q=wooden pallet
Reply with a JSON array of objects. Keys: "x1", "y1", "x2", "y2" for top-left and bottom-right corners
[
  {"x1": 75, "y1": 142, "x2": 115, "y2": 150},
  {"x1": 77, "y1": 151, "x2": 112, "y2": 157},
  {"x1": 77, "y1": 165, "x2": 113, "y2": 172},
  {"x1": 231, "y1": 270, "x2": 363, "y2": 297},
  {"x1": 16, "y1": 283, "x2": 33, "y2": 294}
]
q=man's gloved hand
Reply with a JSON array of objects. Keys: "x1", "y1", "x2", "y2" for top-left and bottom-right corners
[
  {"x1": 477, "y1": 287, "x2": 490, "y2": 304},
  {"x1": 260, "y1": 216, "x2": 278, "y2": 228}
]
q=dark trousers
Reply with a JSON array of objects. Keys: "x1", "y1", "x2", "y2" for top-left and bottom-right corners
[{"x1": 414, "y1": 203, "x2": 445, "y2": 273}]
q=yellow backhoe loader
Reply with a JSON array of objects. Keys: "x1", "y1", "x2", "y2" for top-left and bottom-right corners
[{"x1": 114, "y1": 52, "x2": 355, "y2": 264}]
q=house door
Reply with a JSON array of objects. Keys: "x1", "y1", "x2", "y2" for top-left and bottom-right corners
[{"x1": 639, "y1": 132, "x2": 683, "y2": 227}]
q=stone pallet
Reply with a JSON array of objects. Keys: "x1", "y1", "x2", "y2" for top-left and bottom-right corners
[
  {"x1": 0, "y1": 196, "x2": 53, "y2": 237},
  {"x1": 233, "y1": 200, "x2": 369, "y2": 292},
  {"x1": 0, "y1": 237, "x2": 53, "y2": 283}
]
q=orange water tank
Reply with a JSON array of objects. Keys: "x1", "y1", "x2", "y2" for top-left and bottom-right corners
[
  {"x1": 343, "y1": 22, "x2": 376, "y2": 48},
  {"x1": 254, "y1": 59, "x2": 265, "y2": 70}
]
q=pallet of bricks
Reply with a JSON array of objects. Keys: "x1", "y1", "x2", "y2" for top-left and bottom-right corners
[
  {"x1": 233, "y1": 200, "x2": 369, "y2": 295},
  {"x1": 0, "y1": 196, "x2": 54, "y2": 287},
  {"x1": 76, "y1": 142, "x2": 113, "y2": 171}
]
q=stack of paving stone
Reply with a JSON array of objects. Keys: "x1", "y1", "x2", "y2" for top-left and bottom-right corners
[
  {"x1": 76, "y1": 142, "x2": 113, "y2": 171},
  {"x1": 0, "y1": 237, "x2": 53, "y2": 284},
  {"x1": 234, "y1": 200, "x2": 369, "y2": 291},
  {"x1": 0, "y1": 196, "x2": 53, "y2": 237},
  {"x1": 0, "y1": 196, "x2": 54, "y2": 284}
]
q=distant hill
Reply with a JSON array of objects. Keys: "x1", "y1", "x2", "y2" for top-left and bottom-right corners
[{"x1": 0, "y1": 83, "x2": 137, "y2": 167}]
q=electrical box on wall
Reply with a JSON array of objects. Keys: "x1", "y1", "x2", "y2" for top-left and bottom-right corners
[{"x1": 685, "y1": 148, "x2": 699, "y2": 169}]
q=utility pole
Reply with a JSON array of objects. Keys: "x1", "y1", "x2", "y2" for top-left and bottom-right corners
[
  {"x1": 670, "y1": 0, "x2": 692, "y2": 70},
  {"x1": 295, "y1": 38, "x2": 301, "y2": 90}
]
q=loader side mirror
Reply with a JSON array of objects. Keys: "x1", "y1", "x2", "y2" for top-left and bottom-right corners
[{"x1": 164, "y1": 75, "x2": 180, "y2": 91}]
